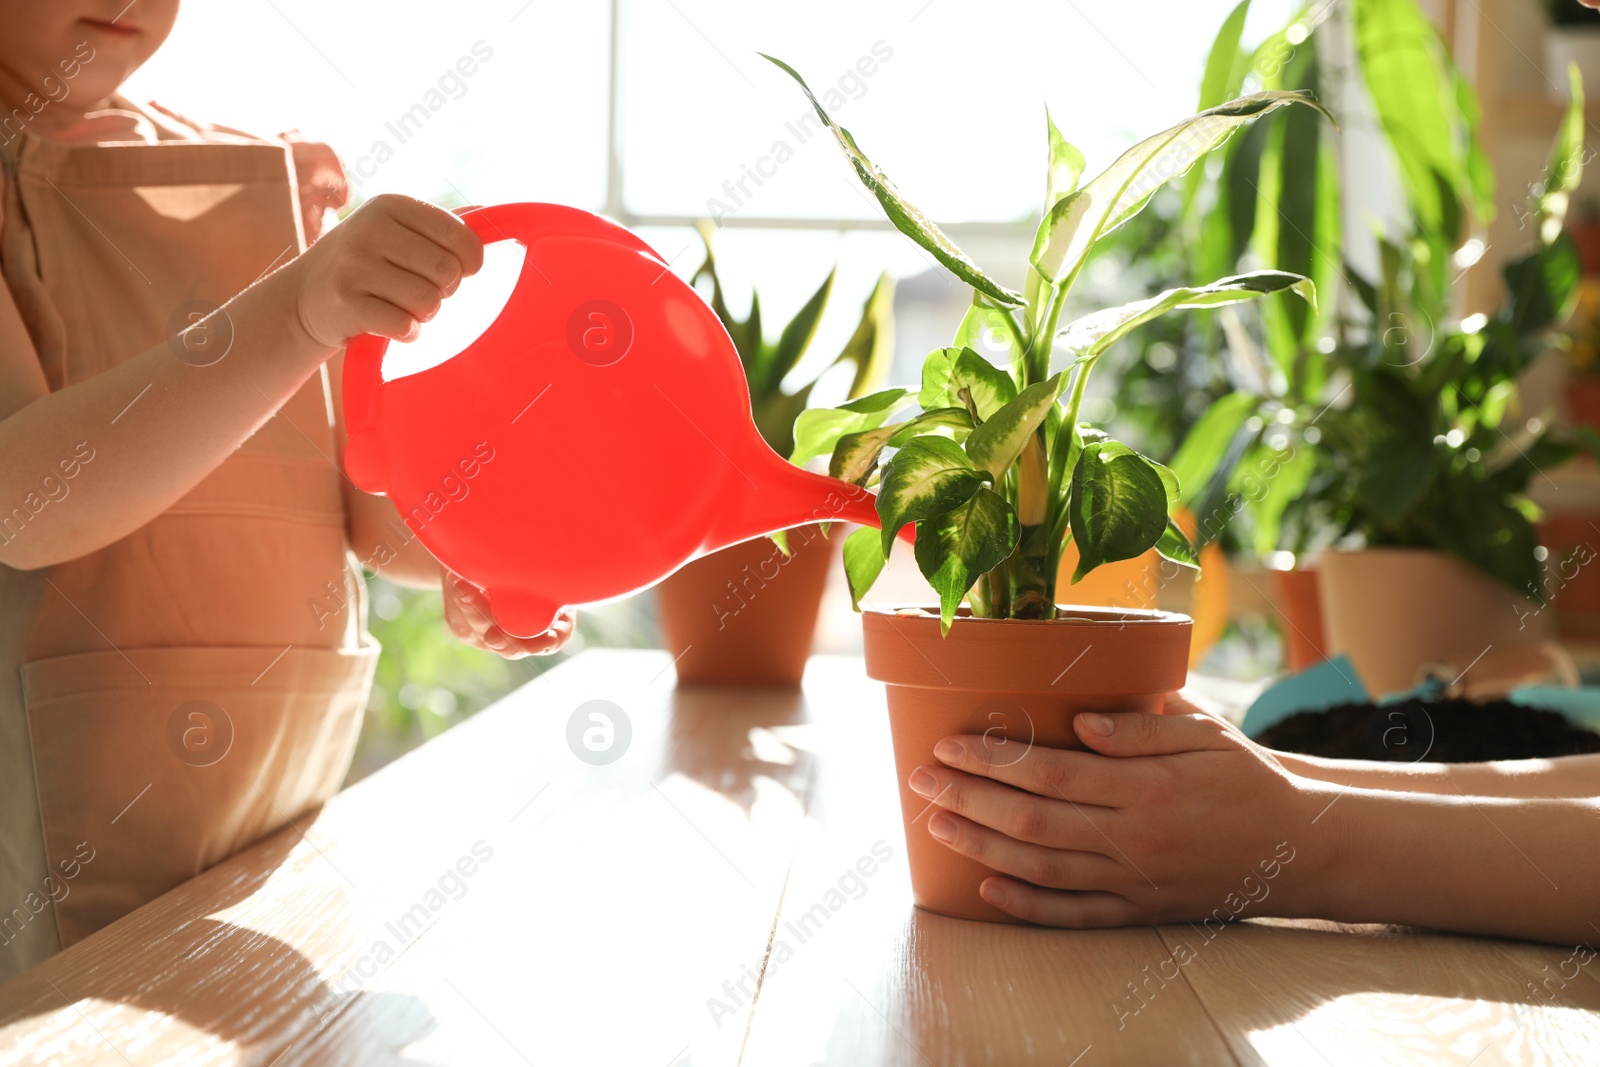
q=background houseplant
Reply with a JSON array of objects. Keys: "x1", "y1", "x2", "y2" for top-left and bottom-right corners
[
  {"x1": 656, "y1": 224, "x2": 894, "y2": 686},
  {"x1": 765, "y1": 54, "x2": 1326, "y2": 919},
  {"x1": 1165, "y1": 0, "x2": 1592, "y2": 691}
]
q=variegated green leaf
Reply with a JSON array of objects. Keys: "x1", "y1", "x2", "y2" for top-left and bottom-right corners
[
  {"x1": 914, "y1": 487, "x2": 1019, "y2": 633},
  {"x1": 789, "y1": 387, "x2": 913, "y2": 466},
  {"x1": 1156, "y1": 517, "x2": 1199, "y2": 570},
  {"x1": 887, "y1": 407, "x2": 973, "y2": 446},
  {"x1": 1030, "y1": 91, "x2": 1334, "y2": 289},
  {"x1": 952, "y1": 299, "x2": 1019, "y2": 368},
  {"x1": 842, "y1": 525, "x2": 887, "y2": 610},
  {"x1": 1044, "y1": 107, "x2": 1087, "y2": 211},
  {"x1": 830, "y1": 406, "x2": 978, "y2": 486},
  {"x1": 1150, "y1": 457, "x2": 1181, "y2": 510},
  {"x1": 965, "y1": 372, "x2": 1068, "y2": 478},
  {"x1": 1069, "y1": 441, "x2": 1169, "y2": 581},
  {"x1": 920, "y1": 346, "x2": 1017, "y2": 421},
  {"x1": 876, "y1": 435, "x2": 991, "y2": 554},
  {"x1": 1054, "y1": 271, "x2": 1315, "y2": 360},
  {"x1": 918, "y1": 347, "x2": 959, "y2": 409},
  {"x1": 830, "y1": 425, "x2": 900, "y2": 486},
  {"x1": 762, "y1": 54, "x2": 1024, "y2": 306}
]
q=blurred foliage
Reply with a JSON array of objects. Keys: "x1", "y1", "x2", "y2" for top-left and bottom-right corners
[{"x1": 346, "y1": 577, "x2": 656, "y2": 783}]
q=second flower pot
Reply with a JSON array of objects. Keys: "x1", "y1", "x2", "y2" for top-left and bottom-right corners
[
  {"x1": 657, "y1": 525, "x2": 835, "y2": 687},
  {"x1": 863, "y1": 605, "x2": 1192, "y2": 922},
  {"x1": 1319, "y1": 547, "x2": 1547, "y2": 696},
  {"x1": 1269, "y1": 566, "x2": 1328, "y2": 672}
]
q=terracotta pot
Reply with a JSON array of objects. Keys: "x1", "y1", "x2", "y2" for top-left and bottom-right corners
[
  {"x1": 656, "y1": 525, "x2": 834, "y2": 686},
  {"x1": 1270, "y1": 567, "x2": 1328, "y2": 672},
  {"x1": 863, "y1": 605, "x2": 1191, "y2": 922},
  {"x1": 1318, "y1": 548, "x2": 1546, "y2": 697}
]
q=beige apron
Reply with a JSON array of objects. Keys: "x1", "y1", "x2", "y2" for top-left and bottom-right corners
[{"x1": 0, "y1": 103, "x2": 377, "y2": 980}]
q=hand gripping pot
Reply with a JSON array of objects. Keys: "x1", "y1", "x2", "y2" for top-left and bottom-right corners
[{"x1": 342, "y1": 203, "x2": 892, "y2": 638}]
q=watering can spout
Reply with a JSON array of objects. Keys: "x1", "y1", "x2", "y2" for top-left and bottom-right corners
[{"x1": 701, "y1": 454, "x2": 892, "y2": 556}]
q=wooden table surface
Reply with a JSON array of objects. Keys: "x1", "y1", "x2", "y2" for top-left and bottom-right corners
[{"x1": 2, "y1": 649, "x2": 1598, "y2": 1066}]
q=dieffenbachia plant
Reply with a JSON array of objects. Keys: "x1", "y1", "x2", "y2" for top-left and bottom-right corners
[{"x1": 766, "y1": 54, "x2": 1329, "y2": 631}]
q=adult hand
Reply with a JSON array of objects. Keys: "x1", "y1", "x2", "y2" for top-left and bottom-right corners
[{"x1": 907, "y1": 695, "x2": 1333, "y2": 927}]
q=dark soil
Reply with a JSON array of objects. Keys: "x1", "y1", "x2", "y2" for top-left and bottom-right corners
[{"x1": 1253, "y1": 698, "x2": 1600, "y2": 762}]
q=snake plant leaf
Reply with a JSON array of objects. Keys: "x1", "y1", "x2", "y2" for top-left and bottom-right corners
[
  {"x1": 1156, "y1": 516, "x2": 1199, "y2": 570},
  {"x1": 914, "y1": 487, "x2": 1019, "y2": 633},
  {"x1": 1031, "y1": 91, "x2": 1334, "y2": 289},
  {"x1": 757, "y1": 267, "x2": 834, "y2": 396},
  {"x1": 752, "y1": 381, "x2": 814, "y2": 460},
  {"x1": 1055, "y1": 271, "x2": 1315, "y2": 361},
  {"x1": 877, "y1": 435, "x2": 991, "y2": 555},
  {"x1": 789, "y1": 387, "x2": 913, "y2": 466},
  {"x1": 692, "y1": 224, "x2": 757, "y2": 370},
  {"x1": 1069, "y1": 441, "x2": 1170, "y2": 581},
  {"x1": 965, "y1": 372, "x2": 1067, "y2": 479},
  {"x1": 842, "y1": 525, "x2": 887, "y2": 610},
  {"x1": 835, "y1": 271, "x2": 896, "y2": 399},
  {"x1": 761, "y1": 54, "x2": 1023, "y2": 306},
  {"x1": 1044, "y1": 106, "x2": 1088, "y2": 212}
]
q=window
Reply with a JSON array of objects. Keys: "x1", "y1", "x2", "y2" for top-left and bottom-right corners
[{"x1": 126, "y1": 0, "x2": 1294, "y2": 368}]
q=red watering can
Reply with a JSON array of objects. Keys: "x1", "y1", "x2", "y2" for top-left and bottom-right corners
[{"x1": 343, "y1": 203, "x2": 894, "y2": 638}]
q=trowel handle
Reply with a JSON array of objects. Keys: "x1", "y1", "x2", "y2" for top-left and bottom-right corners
[{"x1": 340, "y1": 201, "x2": 668, "y2": 493}]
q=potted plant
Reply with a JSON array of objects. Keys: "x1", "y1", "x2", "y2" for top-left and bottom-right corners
[
  {"x1": 1172, "y1": 0, "x2": 1592, "y2": 694},
  {"x1": 765, "y1": 55, "x2": 1325, "y2": 920},
  {"x1": 1547, "y1": 0, "x2": 1600, "y2": 102},
  {"x1": 657, "y1": 224, "x2": 895, "y2": 686}
]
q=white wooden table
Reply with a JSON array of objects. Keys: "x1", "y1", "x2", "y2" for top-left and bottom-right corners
[{"x1": 2, "y1": 650, "x2": 1598, "y2": 1065}]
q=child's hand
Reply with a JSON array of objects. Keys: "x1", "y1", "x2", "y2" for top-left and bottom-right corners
[
  {"x1": 442, "y1": 571, "x2": 577, "y2": 659},
  {"x1": 280, "y1": 133, "x2": 350, "y2": 243},
  {"x1": 286, "y1": 194, "x2": 484, "y2": 349},
  {"x1": 909, "y1": 695, "x2": 1331, "y2": 927}
]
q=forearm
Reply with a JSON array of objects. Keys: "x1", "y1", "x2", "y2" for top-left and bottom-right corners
[
  {"x1": 1276, "y1": 751, "x2": 1600, "y2": 799},
  {"x1": 1313, "y1": 787, "x2": 1600, "y2": 944},
  {"x1": 0, "y1": 270, "x2": 334, "y2": 569},
  {"x1": 345, "y1": 488, "x2": 443, "y2": 588}
]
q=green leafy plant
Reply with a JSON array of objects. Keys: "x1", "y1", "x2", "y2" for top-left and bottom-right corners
[
  {"x1": 765, "y1": 54, "x2": 1329, "y2": 631},
  {"x1": 690, "y1": 221, "x2": 894, "y2": 460},
  {"x1": 1171, "y1": 0, "x2": 1592, "y2": 600}
]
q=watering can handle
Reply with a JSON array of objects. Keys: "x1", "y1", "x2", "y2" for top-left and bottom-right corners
[{"x1": 341, "y1": 202, "x2": 667, "y2": 494}]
